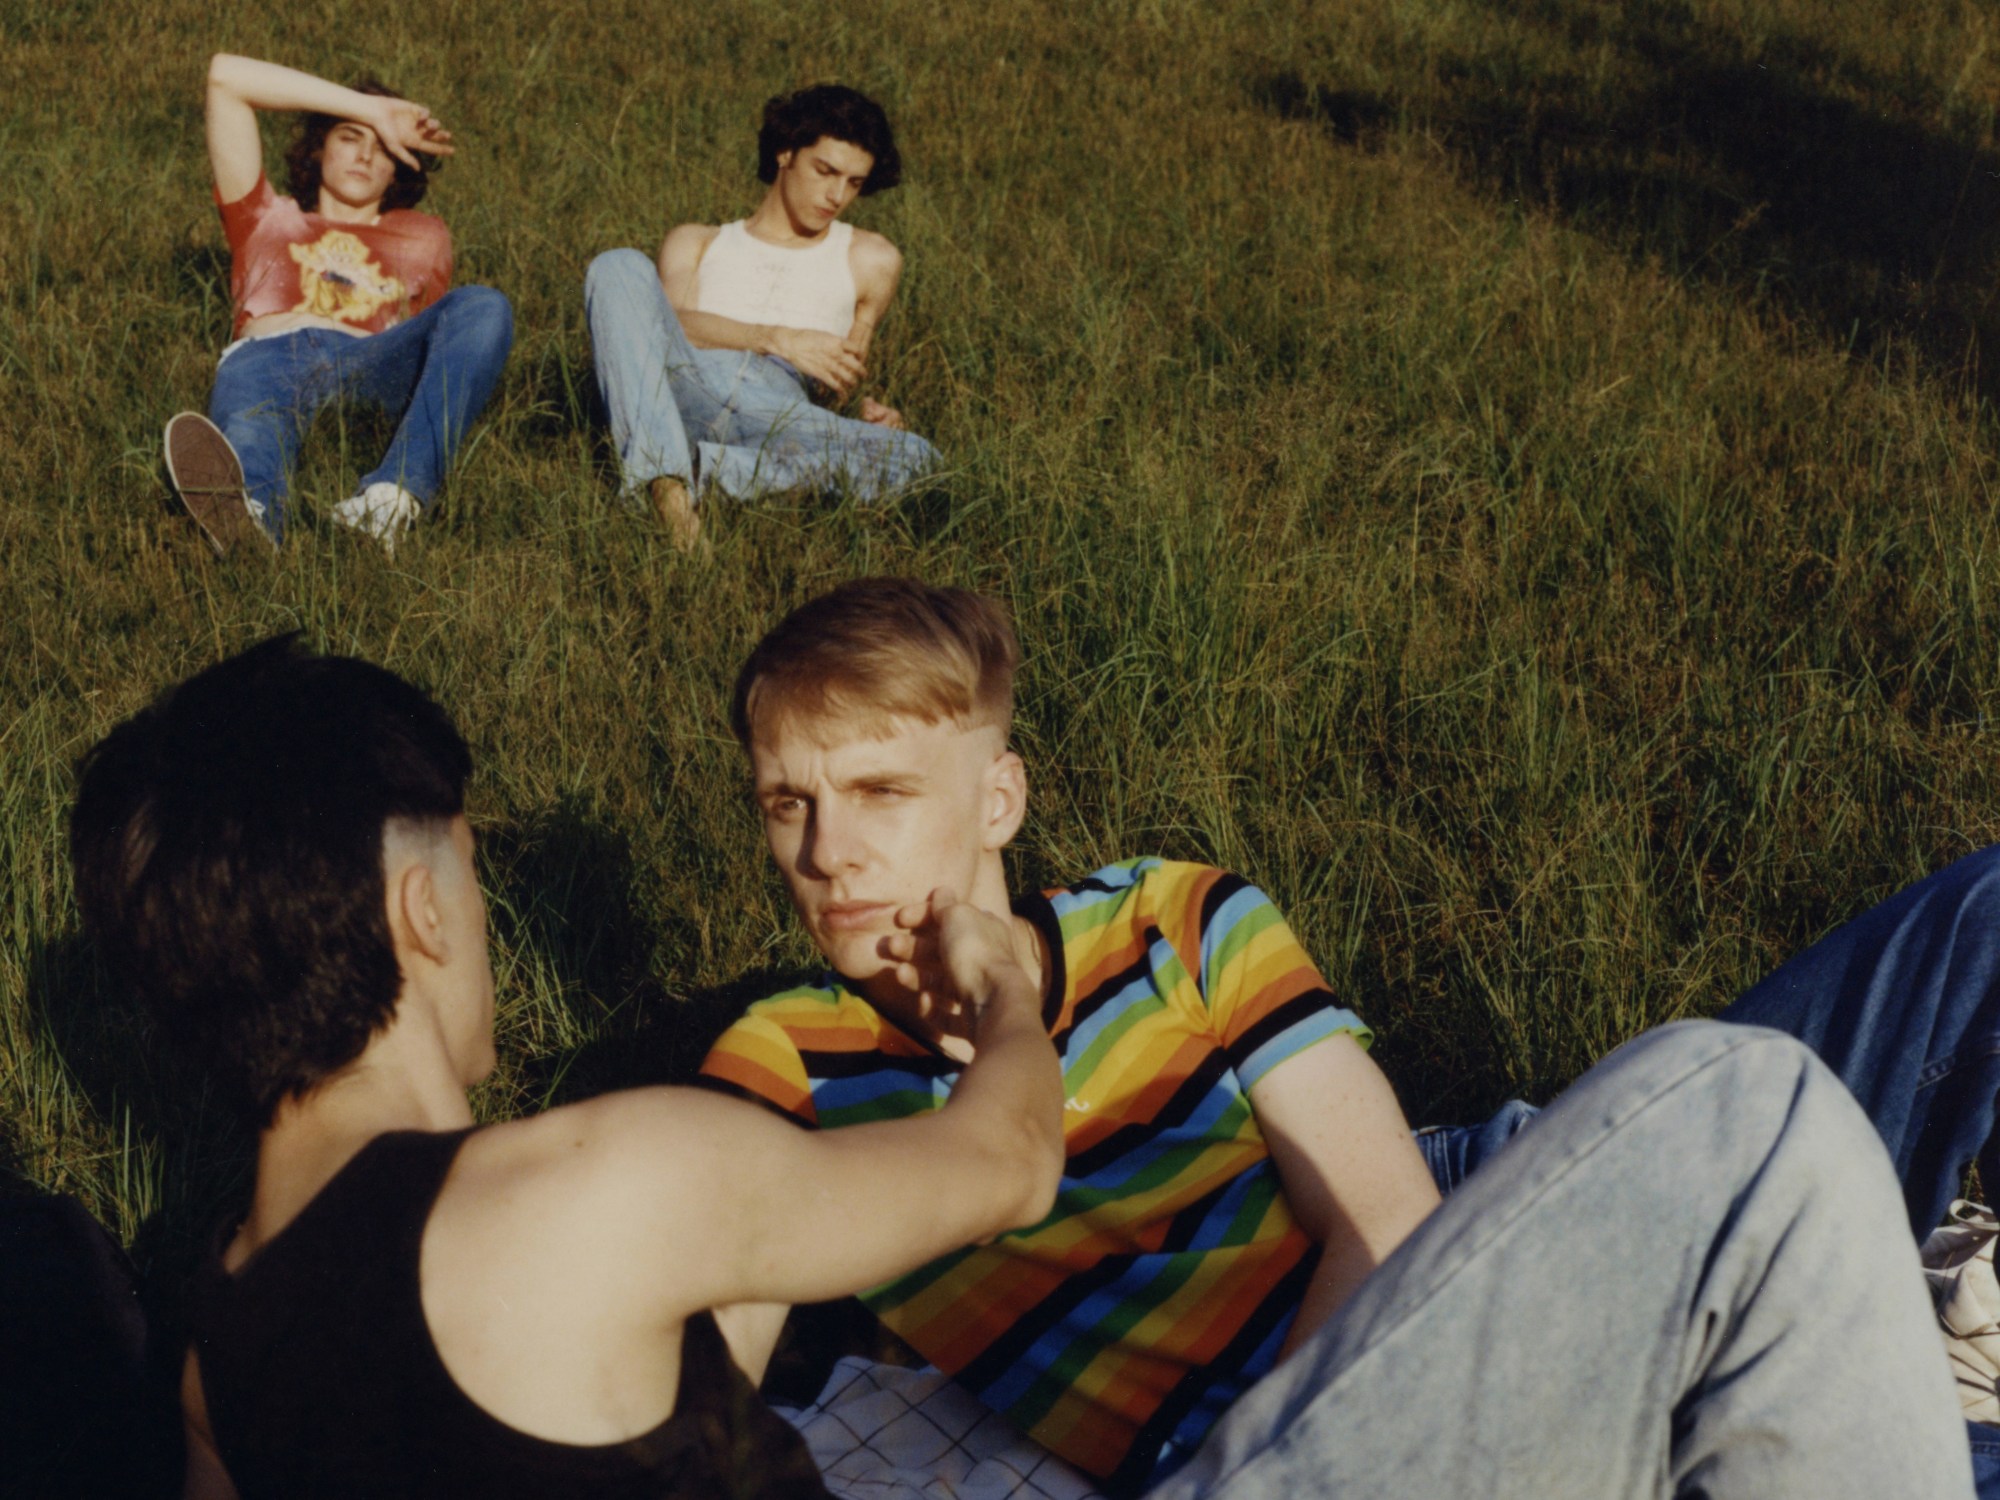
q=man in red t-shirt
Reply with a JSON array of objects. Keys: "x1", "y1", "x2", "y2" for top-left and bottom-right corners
[{"x1": 163, "y1": 55, "x2": 513, "y2": 555}]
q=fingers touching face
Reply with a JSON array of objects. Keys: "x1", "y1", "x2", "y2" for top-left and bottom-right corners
[{"x1": 751, "y1": 713, "x2": 1020, "y2": 991}]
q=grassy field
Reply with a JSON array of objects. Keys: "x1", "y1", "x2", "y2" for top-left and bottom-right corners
[{"x1": 7, "y1": 0, "x2": 2000, "y2": 1322}]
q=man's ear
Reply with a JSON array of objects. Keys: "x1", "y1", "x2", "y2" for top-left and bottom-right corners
[
  {"x1": 386, "y1": 854, "x2": 448, "y2": 968},
  {"x1": 982, "y1": 749, "x2": 1028, "y2": 852}
]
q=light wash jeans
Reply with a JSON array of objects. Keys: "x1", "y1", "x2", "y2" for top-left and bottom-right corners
[
  {"x1": 207, "y1": 286, "x2": 514, "y2": 543},
  {"x1": 1169, "y1": 845, "x2": 2000, "y2": 1498},
  {"x1": 1153, "y1": 1022, "x2": 1972, "y2": 1500},
  {"x1": 583, "y1": 248, "x2": 938, "y2": 504},
  {"x1": 1413, "y1": 842, "x2": 2000, "y2": 1493}
]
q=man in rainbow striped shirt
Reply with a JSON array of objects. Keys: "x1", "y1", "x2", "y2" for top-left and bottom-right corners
[{"x1": 700, "y1": 576, "x2": 1980, "y2": 1499}]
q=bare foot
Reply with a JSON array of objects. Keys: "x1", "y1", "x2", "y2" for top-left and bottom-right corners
[{"x1": 648, "y1": 476, "x2": 702, "y2": 553}]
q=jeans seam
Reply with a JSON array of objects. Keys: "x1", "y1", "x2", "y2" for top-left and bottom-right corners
[{"x1": 1918, "y1": 1033, "x2": 2000, "y2": 1090}]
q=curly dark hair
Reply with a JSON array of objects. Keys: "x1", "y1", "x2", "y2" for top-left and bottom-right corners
[
  {"x1": 69, "y1": 635, "x2": 472, "y2": 1126},
  {"x1": 758, "y1": 84, "x2": 902, "y2": 197},
  {"x1": 285, "y1": 77, "x2": 437, "y2": 214}
]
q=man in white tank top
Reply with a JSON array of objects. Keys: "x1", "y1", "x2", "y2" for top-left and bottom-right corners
[{"x1": 584, "y1": 86, "x2": 936, "y2": 549}]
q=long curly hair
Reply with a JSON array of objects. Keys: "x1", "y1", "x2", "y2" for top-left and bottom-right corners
[
  {"x1": 284, "y1": 78, "x2": 437, "y2": 214},
  {"x1": 757, "y1": 84, "x2": 902, "y2": 197}
]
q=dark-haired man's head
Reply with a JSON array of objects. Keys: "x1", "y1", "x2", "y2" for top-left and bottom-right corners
[
  {"x1": 69, "y1": 636, "x2": 477, "y2": 1125},
  {"x1": 286, "y1": 78, "x2": 437, "y2": 215},
  {"x1": 757, "y1": 84, "x2": 903, "y2": 204}
]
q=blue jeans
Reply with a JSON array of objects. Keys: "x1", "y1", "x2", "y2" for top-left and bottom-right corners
[
  {"x1": 1151, "y1": 1023, "x2": 1973, "y2": 1499},
  {"x1": 207, "y1": 286, "x2": 513, "y2": 542},
  {"x1": 1426, "y1": 846, "x2": 2000, "y2": 1222},
  {"x1": 1192, "y1": 846, "x2": 2000, "y2": 1497},
  {"x1": 583, "y1": 248, "x2": 938, "y2": 503}
]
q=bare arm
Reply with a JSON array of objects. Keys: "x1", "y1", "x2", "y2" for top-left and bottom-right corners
[
  {"x1": 843, "y1": 232, "x2": 903, "y2": 362},
  {"x1": 847, "y1": 232, "x2": 909, "y2": 427},
  {"x1": 656, "y1": 223, "x2": 868, "y2": 399},
  {"x1": 180, "y1": 1350, "x2": 240, "y2": 1500},
  {"x1": 1251, "y1": 1033, "x2": 1441, "y2": 1361},
  {"x1": 204, "y1": 54, "x2": 452, "y2": 205},
  {"x1": 675, "y1": 895, "x2": 1060, "y2": 1311},
  {"x1": 548, "y1": 889, "x2": 1061, "y2": 1355},
  {"x1": 709, "y1": 1301, "x2": 791, "y2": 1386}
]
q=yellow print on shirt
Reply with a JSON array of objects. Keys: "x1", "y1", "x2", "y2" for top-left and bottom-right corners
[{"x1": 289, "y1": 231, "x2": 406, "y2": 326}]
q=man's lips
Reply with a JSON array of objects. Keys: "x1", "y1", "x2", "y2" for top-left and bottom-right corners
[{"x1": 818, "y1": 901, "x2": 894, "y2": 933}]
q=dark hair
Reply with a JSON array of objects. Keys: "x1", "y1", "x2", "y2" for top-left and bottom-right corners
[
  {"x1": 285, "y1": 78, "x2": 436, "y2": 214},
  {"x1": 69, "y1": 635, "x2": 471, "y2": 1126},
  {"x1": 757, "y1": 84, "x2": 902, "y2": 196}
]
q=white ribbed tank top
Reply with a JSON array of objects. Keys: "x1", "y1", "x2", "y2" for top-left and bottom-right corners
[{"x1": 692, "y1": 220, "x2": 858, "y2": 338}]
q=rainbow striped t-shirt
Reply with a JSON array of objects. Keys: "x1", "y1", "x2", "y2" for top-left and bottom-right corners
[{"x1": 698, "y1": 858, "x2": 1369, "y2": 1493}]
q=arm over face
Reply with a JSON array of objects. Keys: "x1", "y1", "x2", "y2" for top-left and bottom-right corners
[
  {"x1": 1250, "y1": 1033, "x2": 1441, "y2": 1360},
  {"x1": 203, "y1": 54, "x2": 453, "y2": 206}
]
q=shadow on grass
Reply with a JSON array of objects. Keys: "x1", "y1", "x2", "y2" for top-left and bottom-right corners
[
  {"x1": 21, "y1": 929, "x2": 251, "y2": 1341},
  {"x1": 483, "y1": 799, "x2": 818, "y2": 1097},
  {"x1": 1256, "y1": 0, "x2": 2000, "y2": 395}
]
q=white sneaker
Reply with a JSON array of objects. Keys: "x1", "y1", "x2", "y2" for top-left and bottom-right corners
[
  {"x1": 1922, "y1": 1198, "x2": 2000, "y2": 1423},
  {"x1": 331, "y1": 482, "x2": 421, "y2": 555}
]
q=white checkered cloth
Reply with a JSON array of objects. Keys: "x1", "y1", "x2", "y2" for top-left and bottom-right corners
[{"x1": 775, "y1": 1357, "x2": 1108, "y2": 1500}]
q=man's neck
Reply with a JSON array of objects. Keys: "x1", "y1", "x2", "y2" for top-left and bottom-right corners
[
  {"x1": 231, "y1": 1026, "x2": 475, "y2": 1268},
  {"x1": 316, "y1": 194, "x2": 385, "y2": 226},
  {"x1": 743, "y1": 191, "x2": 831, "y2": 248}
]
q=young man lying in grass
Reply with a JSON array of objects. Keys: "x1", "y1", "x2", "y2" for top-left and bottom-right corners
[
  {"x1": 584, "y1": 85, "x2": 935, "y2": 549},
  {"x1": 700, "y1": 575, "x2": 1995, "y2": 1499},
  {"x1": 163, "y1": 55, "x2": 513, "y2": 556},
  {"x1": 69, "y1": 636, "x2": 1064, "y2": 1499}
]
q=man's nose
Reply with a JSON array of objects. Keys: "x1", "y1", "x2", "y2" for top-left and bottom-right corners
[{"x1": 803, "y1": 803, "x2": 863, "y2": 876}]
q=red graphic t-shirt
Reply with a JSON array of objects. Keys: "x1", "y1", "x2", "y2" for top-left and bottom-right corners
[{"x1": 217, "y1": 175, "x2": 454, "y2": 338}]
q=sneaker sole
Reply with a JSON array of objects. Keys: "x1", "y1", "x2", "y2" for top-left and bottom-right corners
[{"x1": 163, "y1": 413, "x2": 275, "y2": 558}]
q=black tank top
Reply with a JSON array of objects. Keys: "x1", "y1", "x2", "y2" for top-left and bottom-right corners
[{"x1": 191, "y1": 1128, "x2": 830, "y2": 1499}]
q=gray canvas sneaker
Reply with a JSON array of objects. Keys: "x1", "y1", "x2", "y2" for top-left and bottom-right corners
[{"x1": 163, "y1": 413, "x2": 275, "y2": 557}]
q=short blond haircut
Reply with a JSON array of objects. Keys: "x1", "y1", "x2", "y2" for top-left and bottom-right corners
[{"x1": 731, "y1": 577, "x2": 1019, "y2": 748}]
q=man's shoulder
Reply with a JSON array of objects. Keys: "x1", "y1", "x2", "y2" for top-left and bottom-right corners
[
  {"x1": 662, "y1": 221, "x2": 722, "y2": 254},
  {"x1": 848, "y1": 225, "x2": 900, "y2": 260},
  {"x1": 1043, "y1": 856, "x2": 1237, "y2": 912},
  {"x1": 847, "y1": 226, "x2": 902, "y2": 282}
]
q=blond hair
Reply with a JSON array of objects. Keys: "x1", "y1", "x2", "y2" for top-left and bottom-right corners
[{"x1": 732, "y1": 577, "x2": 1019, "y2": 747}]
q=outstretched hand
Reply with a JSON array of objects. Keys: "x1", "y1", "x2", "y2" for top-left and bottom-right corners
[
  {"x1": 859, "y1": 398, "x2": 906, "y2": 429},
  {"x1": 880, "y1": 889, "x2": 1031, "y2": 1036},
  {"x1": 362, "y1": 95, "x2": 455, "y2": 169}
]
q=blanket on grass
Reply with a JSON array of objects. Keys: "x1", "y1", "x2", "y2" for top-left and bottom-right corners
[{"x1": 777, "y1": 1357, "x2": 1107, "y2": 1500}]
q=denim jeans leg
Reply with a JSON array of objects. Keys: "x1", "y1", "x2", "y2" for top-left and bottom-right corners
[
  {"x1": 1720, "y1": 843, "x2": 2000, "y2": 1239},
  {"x1": 341, "y1": 286, "x2": 513, "y2": 506},
  {"x1": 1414, "y1": 1099, "x2": 1541, "y2": 1194},
  {"x1": 702, "y1": 354, "x2": 938, "y2": 502},
  {"x1": 584, "y1": 249, "x2": 697, "y2": 492},
  {"x1": 206, "y1": 333, "x2": 331, "y2": 543},
  {"x1": 1150, "y1": 1024, "x2": 1972, "y2": 1500}
]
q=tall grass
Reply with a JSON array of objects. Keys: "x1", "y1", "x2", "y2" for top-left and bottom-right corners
[{"x1": 7, "y1": 0, "x2": 2000, "y2": 1305}]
